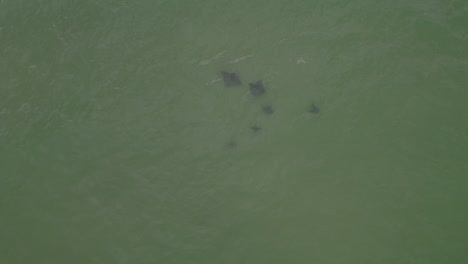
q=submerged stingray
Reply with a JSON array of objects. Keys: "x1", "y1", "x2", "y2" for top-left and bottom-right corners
[
  {"x1": 249, "y1": 81, "x2": 266, "y2": 96},
  {"x1": 308, "y1": 103, "x2": 320, "y2": 114},
  {"x1": 250, "y1": 125, "x2": 262, "y2": 133},
  {"x1": 225, "y1": 140, "x2": 237, "y2": 149},
  {"x1": 221, "y1": 71, "x2": 242, "y2": 87},
  {"x1": 262, "y1": 105, "x2": 274, "y2": 115}
]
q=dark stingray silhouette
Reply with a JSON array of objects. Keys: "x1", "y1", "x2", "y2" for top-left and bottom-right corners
[
  {"x1": 249, "y1": 81, "x2": 266, "y2": 96},
  {"x1": 225, "y1": 140, "x2": 237, "y2": 149},
  {"x1": 308, "y1": 103, "x2": 320, "y2": 114},
  {"x1": 262, "y1": 105, "x2": 274, "y2": 115},
  {"x1": 221, "y1": 71, "x2": 242, "y2": 87},
  {"x1": 250, "y1": 125, "x2": 262, "y2": 133}
]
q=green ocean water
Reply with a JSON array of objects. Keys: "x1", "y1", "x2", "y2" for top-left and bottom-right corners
[{"x1": 1, "y1": 0, "x2": 467, "y2": 263}]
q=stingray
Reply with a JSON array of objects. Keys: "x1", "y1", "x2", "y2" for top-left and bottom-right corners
[
  {"x1": 250, "y1": 125, "x2": 262, "y2": 133},
  {"x1": 221, "y1": 71, "x2": 242, "y2": 87},
  {"x1": 308, "y1": 103, "x2": 320, "y2": 114},
  {"x1": 262, "y1": 105, "x2": 274, "y2": 115},
  {"x1": 249, "y1": 81, "x2": 266, "y2": 96},
  {"x1": 225, "y1": 140, "x2": 237, "y2": 149}
]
